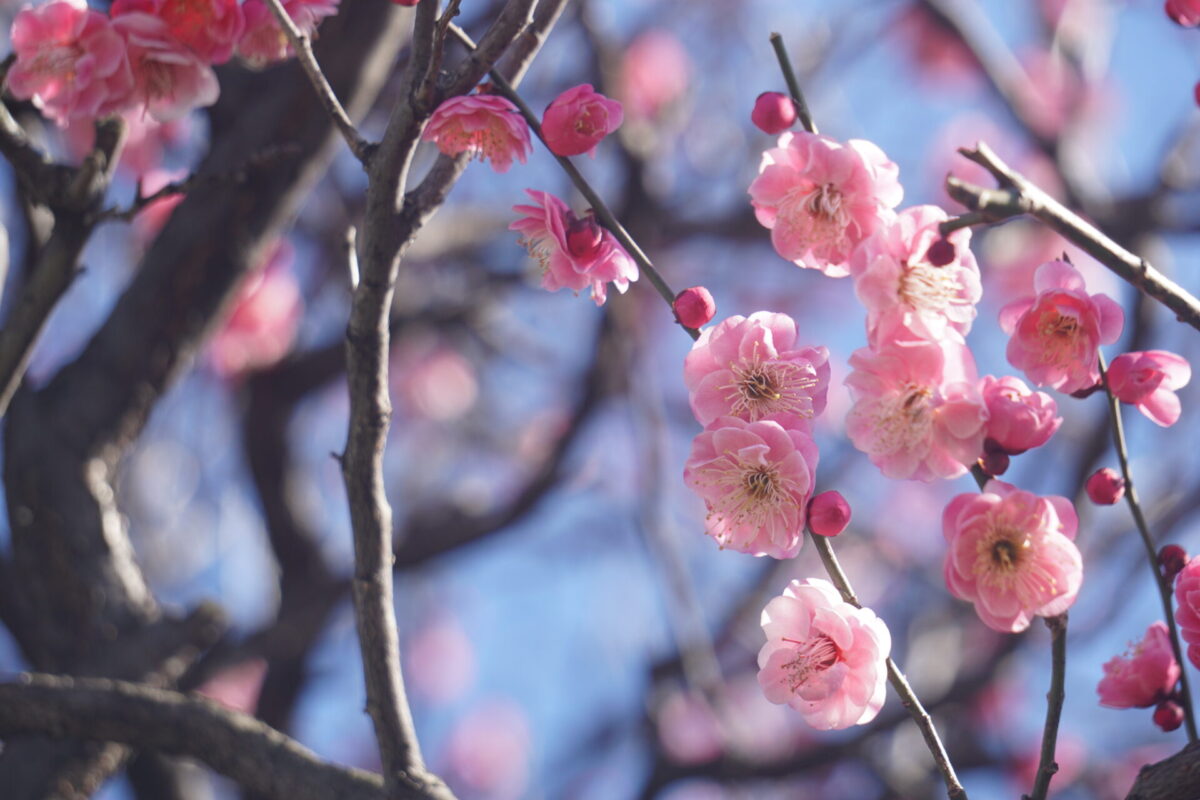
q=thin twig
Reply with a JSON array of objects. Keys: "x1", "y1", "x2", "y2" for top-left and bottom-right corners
[
  {"x1": 946, "y1": 142, "x2": 1200, "y2": 332},
  {"x1": 1024, "y1": 614, "x2": 1068, "y2": 800},
  {"x1": 260, "y1": 0, "x2": 373, "y2": 163},
  {"x1": 810, "y1": 533, "x2": 968, "y2": 800},
  {"x1": 1099, "y1": 354, "x2": 1198, "y2": 742},
  {"x1": 768, "y1": 33, "x2": 817, "y2": 135}
]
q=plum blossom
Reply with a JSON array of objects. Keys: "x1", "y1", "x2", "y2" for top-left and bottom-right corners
[
  {"x1": 942, "y1": 480, "x2": 1082, "y2": 633},
  {"x1": 1174, "y1": 556, "x2": 1200, "y2": 669},
  {"x1": 112, "y1": 0, "x2": 244, "y2": 64},
  {"x1": 1097, "y1": 622, "x2": 1181, "y2": 709},
  {"x1": 749, "y1": 131, "x2": 902, "y2": 277},
  {"x1": 209, "y1": 240, "x2": 302, "y2": 378},
  {"x1": 1167, "y1": 0, "x2": 1200, "y2": 27},
  {"x1": 422, "y1": 94, "x2": 531, "y2": 173},
  {"x1": 1106, "y1": 350, "x2": 1191, "y2": 427},
  {"x1": 509, "y1": 190, "x2": 637, "y2": 306},
  {"x1": 979, "y1": 375, "x2": 1061, "y2": 455},
  {"x1": 236, "y1": 0, "x2": 339, "y2": 68},
  {"x1": 541, "y1": 84, "x2": 623, "y2": 158},
  {"x1": 683, "y1": 311, "x2": 830, "y2": 431},
  {"x1": 112, "y1": 13, "x2": 219, "y2": 121},
  {"x1": 683, "y1": 416, "x2": 819, "y2": 559},
  {"x1": 616, "y1": 29, "x2": 690, "y2": 120},
  {"x1": 7, "y1": 0, "x2": 134, "y2": 125},
  {"x1": 1000, "y1": 260, "x2": 1124, "y2": 394},
  {"x1": 757, "y1": 578, "x2": 890, "y2": 730},
  {"x1": 850, "y1": 204, "x2": 981, "y2": 346},
  {"x1": 446, "y1": 698, "x2": 531, "y2": 800},
  {"x1": 844, "y1": 322, "x2": 988, "y2": 482}
]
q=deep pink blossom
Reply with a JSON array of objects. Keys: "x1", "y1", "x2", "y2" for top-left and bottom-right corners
[
  {"x1": 236, "y1": 0, "x2": 338, "y2": 68},
  {"x1": 421, "y1": 94, "x2": 530, "y2": 173},
  {"x1": 616, "y1": 30, "x2": 690, "y2": 120},
  {"x1": 209, "y1": 241, "x2": 302, "y2": 378},
  {"x1": 1167, "y1": 0, "x2": 1200, "y2": 26},
  {"x1": 850, "y1": 204, "x2": 981, "y2": 346},
  {"x1": 999, "y1": 260, "x2": 1124, "y2": 394},
  {"x1": 1097, "y1": 622, "x2": 1180, "y2": 709},
  {"x1": 1174, "y1": 556, "x2": 1200, "y2": 670},
  {"x1": 751, "y1": 91, "x2": 796, "y2": 135},
  {"x1": 893, "y1": 4, "x2": 980, "y2": 86},
  {"x1": 509, "y1": 190, "x2": 637, "y2": 306},
  {"x1": 683, "y1": 416, "x2": 819, "y2": 559},
  {"x1": 683, "y1": 311, "x2": 830, "y2": 432},
  {"x1": 541, "y1": 84, "x2": 623, "y2": 158},
  {"x1": 749, "y1": 131, "x2": 902, "y2": 277},
  {"x1": 979, "y1": 375, "x2": 1061, "y2": 455},
  {"x1": 112, "y1": 13, "x2": 219, "y2": 121},
  {"x1": 845, "y1": 323, "x2": 987, "y2": 482},
  {"x1": 943, "y1": 480, "x2": 1082, "y2": 633},
  {"x1": 112, "y1": 0, "x2": 244, "y2": 64},
  {"x1": 1106, "y1": 350, "x2": 1191, "y2": 427},
  {"x1": 7, "y1": 0, "x2": 133, "y2": 125},
  {"x1": 757, "y1": 578, "x2": 890, "y2": 730}
]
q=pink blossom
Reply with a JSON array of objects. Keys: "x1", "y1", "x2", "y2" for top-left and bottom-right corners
[
  {"x1": 850, "y1": 205, "x2": 981, "y2": 345},
  {"x1": 942, "y1": 480, "x2": 1082, "y2": 633},
  {"x1": 999, "y1": 260, "x2": 1124, "y2": 394},
  {"x1": 112, "y1": 0, "x2": 244, "y2": 64},
  {"x1": 683, "y1": 416, "x2": 819, "y2": 559},
  {"x1": 656, "y1": 690, "x2": 723, "y2": 764},
  {"x1": 893, "y1": 4, "x2": 980, "y2": 86},
  {"x1": 63, "y1": 113, "x2": 191, "y2": 177},
  {"x1": 445, "y1": 698, "x2": 531, "y2": 800},
  {"x1": 540, "y1": 84, "x2": 623, "y2": 158},
  {"x1": 617, "y1": 30, "x2": 690, "y2": 120},
  {"x1": 404, "y1": 615, "x2": 475, "y2": 703},
  {"x1": 1174, "y1": 556, "x2": 1200, "y2": 670},
  {"x1": 672, "y1": 286, "x2": 716, "y2": 329},
  {"x1": 1097, "y1": 622, "x2": 1180, "y2": 709},
  {"x1": 509, "y1": 190, "x2": 637, "y2": 306},
  {"x1": 421, "y1": 94, "x2": 530, "y2": 173},
  {"x1": 844, "y1": 323, "x2": 988, "y2": 482},
  {"x1": 195, "y1": 658, "x2": 267, "y2": 714},
  {"x1": 757, "y1": 578, "x2": 890, "y2": 730},
  {"x1": 1106, "y1": 350, "x2": 1191, "y2": 427},
  {"x1": 749, "y1": 131, "x2": 902, "y2": 277},
  {"x1": 751, "y1": 91, "x2": 796, "y2": 135},
  {"x1": 7, "y1": 0, "x2": 133, "y2": 125},
  {"x1": 683, "y1": 311, "x2": 830, "y2": 431},
  {"x1": 112, "y1": 13, "x2": 220, "y2": 121},
  {"x1": 393, "y1": 342, "x2": 478, "y2": 422},
  {"x1": 979, "y1": 375, "x2": 1061, "y2": 455},
  {"x1": 209, "y1": 240, "x2": 303, "y2": 378},
  {"x1": 236, "y1": 0, "x2": 339, "y2": 68}
]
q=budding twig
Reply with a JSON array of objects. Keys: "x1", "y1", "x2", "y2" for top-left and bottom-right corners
[{"x1": 768, "y1": 33, "x2": 817, "y2": 135}]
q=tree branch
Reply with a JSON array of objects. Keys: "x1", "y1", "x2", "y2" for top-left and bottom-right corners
[{"x1": 1025, "y1": 614, "x2": 1067, "y2": 800}]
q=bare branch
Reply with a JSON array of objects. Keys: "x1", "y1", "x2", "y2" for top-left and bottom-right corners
[{"x1": 1025, "y1": 614, "x2": 1068, "y2": 800}]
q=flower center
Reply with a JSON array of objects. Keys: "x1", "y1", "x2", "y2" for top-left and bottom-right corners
[
  {"x1": 743, "y1": 466, "x2": 775, "y2": 500},
  {"x1": 780, "y1": 633, "x2": 841, "y2": 691},
  {"x1": 517, "y1": 235, "x2": 555, "y2": 275},
  {"x1": 721, "y1": 344, "x2": 819, "y2": 422},
  {"x1": 777, "y1": 182, "x2": 855, "y2": 258},
  {"x1": 869, "y1": 383, "x2": 934, "y2": 453},
  {"x1": 898, "y1": 259, "x2": 963, "y2": 313}
]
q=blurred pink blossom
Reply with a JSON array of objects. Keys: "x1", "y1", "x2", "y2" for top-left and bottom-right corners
[
  {"x1": 112, "y1": 12, "x2": 220, "y2": 121},
  {"x1": 422, "y1": 94, "x2": 531, "y2": 173},
  {"x1": 893, "y1": 4, "x2": 980, "y2": 86},
  {"x1": 1106, "y1": 350, "x2": 1191, "y2": 427},
  {"x1": 195, "y1": 658, "x2": 267, "y2": 714},
  {"x1": 131, "y1": 167, "x2": 186, "y2": 241},
  {"x1": 64, "y1": 114, "x2": 191, "y2": 177},
  {"x1": 1174, "y1": 556, "x2": 1200, "y2": 669},
  {"x1": 943, "y1": 480, "x2": 1082, "y2": 633},
  {"x1": 236, "y1": 0, "x2": 339, "y2": 68},
  {"x1": 445, "y1": 698, "x2": 531, "y2": 800},
  {"x1": 405, "y1": 615, "x2": 475, "y2": 703},
  {"x1": 541, "y1": 84, "x2": 622, "y2": 158},
  {"x1": 757, "y1": 578, "x2": 890, "y2": 730},
  {"x1": 979, "y1": 374, "x2": 1061, "y2": 455},
  {"x1": 656, "y1": 689, "x2": 722, "y2": 764},
  {"x1": 112, "y1": 0, "x2": 244, "y2": 64},
  {"x1": 617, "y1": 30, "x2": 690, "y2": 120},
  {"x1": 683, "y1": 416, "x2": 819, "y2": 559},
  {"x1": 209, "y1": 240, "x2": 302, "y2": 378},
  {"x1": 394, "y1": 343, "x2": 478, "y2": 422},
  {"x1": 1097, "y1": 622, "x2": 1180, "y2": 709}
]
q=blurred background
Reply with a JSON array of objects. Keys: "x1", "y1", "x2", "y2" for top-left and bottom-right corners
[{"x1": 3, "y1": 0, "x2": 1200, "y2": 797}]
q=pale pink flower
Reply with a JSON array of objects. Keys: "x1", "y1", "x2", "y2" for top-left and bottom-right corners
[
  {"x1": 656, "y1": 690, "x2": 723, "y2": 764},
  {"x1": 112, "y1": 0, "x2": 244, "y2": 64},
  {"x1": 757, "y1": 578, "x2": 890, "y2": 730},
  {"x1": 7, "y1": 0, "x2": 133, "y2": 125},
  {"x1": 209, "y1": 240, "x2": 302, "y2": 377},
  {"x1": 421, "y1": 94, "x2": 530, "y2": 173},
  {"x1": 999, "y1": 260, "x2": 1124, "y2": 394},
  {"x1": 844, "y1": 322, "x2": 988, "y2": 482},
  {"x1": 509, "y1": 190, "x2": 637, "y2": 306},
  {"x1": 541, "y1": 84, "x2": 623, "y2": 158},
  {"x1": 1097, "y1": 622, "x2": 1181, "y2": 709},
  {"x1": 942, "y1": 480, "x2": 1082, "y2": 633},
  {"x1": 683, "y1": 311, "x2": 830, "y2": 432},
  {"x1": 1106, "y1": 350, "x2": 1191, "y2": 427},
  {"x1": 236, "y1": 0, "x2": 338, "y2": 68},
  {"x1": 1174, "y1": 556, "x2": 1200, "y2": 670},
  {"x1": 393, "y1": 342, "x2": 478, "y2": 422},
  {"x1": 749, "y1": 131, "x2": 902, "y2": 277},
  {"x1": 683, "y1": 416, "x2": 819, "y2": 559},
  {"x1": 404, "y1": 615, "x2": 475, "y2": 703},
  {"x1": 979, "y1": 375, "x2": 1061, "y2": 455},
  {"x1": 616, "y1": 29, "x2": 690, "y2": 120},
  {"x1": 849, "y1": 204, "x2": 981, "y2": 346},
  {"x1": 112, "y1": 13, "x2": 219, "y2": 121}
]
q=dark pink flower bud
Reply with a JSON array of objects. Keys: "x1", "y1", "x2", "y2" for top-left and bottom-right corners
[
  {"x1": 565, "y1": 213, "x2": 604, "y2": 260},
  {"x1": 750, "y1": 91, "x2": 797, "y2": 135},
  {"x1": 1154, "y1": 699, "x2": 1185, "y2": 732},
  {"x1": 1087, "y1": 468, "x2": 1125, "y2": 505},
  {"x1": 808, "y1": 490, "x2": 851, "y2": 537},
  {"x1": 924, "y1": 238, "x2": 956, "y2": 267},
  {"x1": 1160, "y1": 545, "x2": 1189, "y2": 582},
  {"x1": 979, "y1": 450, "x2": 1010, "y2": 477},
  {"x1": 1167, "y1": 0, "x2": 1200, "y2": 26},
  {"x1": 672, "y1": 286, "x2": 716, "y2": 329}
]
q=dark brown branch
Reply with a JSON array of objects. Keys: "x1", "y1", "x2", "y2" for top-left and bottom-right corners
[
  {"x1": 1126, "y1": 742, "x2": 1200, "y2": 799},
  {"x1": 1025, "y1": 614, "x2": 1067, "y2": 800}
]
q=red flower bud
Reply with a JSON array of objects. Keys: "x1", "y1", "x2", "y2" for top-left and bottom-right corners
[
  {"x1": 750, "y1": 91, "x2": 797, "y2": 135},
  {"x1": 925, "y1": 238, "x2": 956, "y2": 267},
  {"x1": 1160, "y1": 545, "x2": 1189, "y2": 583},
  {"x1": 1155, "y1": 700, "x2": 1185, "y2": 732},
  {"x1": 672, "y1": 286, "x2": 716, "y2": 329},
  {"x1": 808, "y1": 491, "x2": 851, "y2": 537},
  {"x1": 1086, "y1": 468, "x2": 1126, "y2": 505},
  {"x1": 565, "y1": 213, "x2": 604, "y2": 260},
  {"x1": 979, "y1": 450, "x2": 1010, "y2": 477}
]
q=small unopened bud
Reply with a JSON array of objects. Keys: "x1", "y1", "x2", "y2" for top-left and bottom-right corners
[
  {"x1": 1154, "y1": 700, "x2": 1185, "y2": 732},
  {"x1": 1167, "y1": 0, "x2": 1200, "y2": 26},
  {"x1": 808, "y1": 491, "x2": 851, "y2": 537},
  {"x1": 1160, "y1": 545, "x2": 1189, "y2": 582},
  {"x1": 566, "y1": 213, "x2": 604, "y2": 260},
  {"x1": 1086, "y1": 468, "x2": 1126, "y2": 505},
  {"x1": 979, "y1": 450, "x2": 1010, "y2": 477},
  {"x1": 751, "y1": 91, "x2": 797, "y2": 135},
  {"x1": 672, "y1": 286, "x2": 716, "y2": 329},
  {"x1": 925, "y1": 238, "x2": 956, "y2": 267}
]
